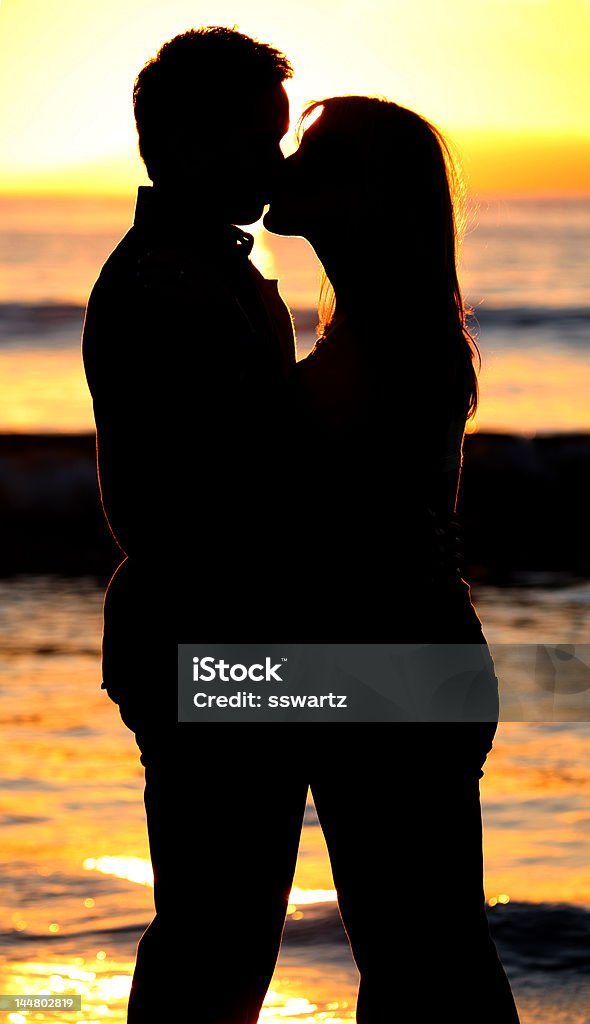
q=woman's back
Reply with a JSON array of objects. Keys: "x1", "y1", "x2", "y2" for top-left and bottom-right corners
[{"x1": 289, "y1": 319, "x2": 478, "y2": 639}]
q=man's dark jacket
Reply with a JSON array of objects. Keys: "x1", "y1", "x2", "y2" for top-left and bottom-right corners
[{"x1": 82, "y1": 186, "x2": 296, "y2": 710}]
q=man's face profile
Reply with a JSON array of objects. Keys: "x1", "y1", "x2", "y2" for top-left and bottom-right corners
[{"x1": 208, "y1": 82, "x2": 290, "y2": 225}]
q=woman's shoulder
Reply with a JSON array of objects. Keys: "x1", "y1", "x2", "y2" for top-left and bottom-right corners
[
  {"x1": 297, "y1": 316, "x2": 373, "y2": 380},
  {"x1": 293, "y1": 319, "x2": 373, "y2": 424}
]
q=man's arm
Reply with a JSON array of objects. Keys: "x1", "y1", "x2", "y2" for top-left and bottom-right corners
[
  {"x1": 82, "y1": 257, "x2": 230, "y2": 562},
  {"x1": 83, "y1": 272, "x2": 152, "y2": 557}
]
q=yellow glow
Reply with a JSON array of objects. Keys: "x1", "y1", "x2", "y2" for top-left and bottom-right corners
[
  {"x1": 0, "y1": 0, "x2": 588, "y2": 196},
  {"x1": 96, "y1": 975, "x2": 133, "y2": 1000},
  {"x1": 0, "y1": 960, "x2": 133, "y2": 1024},
  {"x1": 2, "y1": 336, "x2": 589, "y2": 436},
  {"x1": 459, "y1": 133, "x2": 590, "y2": 197},
  {"x1": 296, "y1": 102, "x2": 324, "y2": 139},
  {"x1": 260, "y1": 991, "x2": 323, "y2": 1021},
  {"x1": 0, "y1": 348, "x2": 95, "y2": 433},
  {"x1": 83, "y1": 856, "x2": 340, "y2": 906},
  {"x1": 488, "y1": 893, "x2": 511, "y2": 907},
  {"x1": 83, "y1": 855, "x2": 154, "y2": 886},
  {"x1": 468, "y1": 349, "x2": 590, "y2": 436},
  {"x1": 288, "y1": 886, "x2": 337, "y2": 905},
  {"x1": 249, "y1": 221, "x2": 277, "y2": 278}
]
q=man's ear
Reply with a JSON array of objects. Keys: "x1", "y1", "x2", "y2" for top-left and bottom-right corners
[{"x1": 184, "y1": 137, "x2": 227, "y2": 181}]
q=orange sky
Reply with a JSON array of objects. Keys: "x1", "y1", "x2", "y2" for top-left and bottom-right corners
[{"x1": 0, "y1": 0, "x2": 589, "y2": 195}]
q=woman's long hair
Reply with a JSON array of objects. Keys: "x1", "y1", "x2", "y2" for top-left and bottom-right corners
[{"x1": 297, "y1": 96, "x2": 480, "y2": 421}]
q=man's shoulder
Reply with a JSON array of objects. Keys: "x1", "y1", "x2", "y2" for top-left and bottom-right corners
[
  {"x1": 86, "y1": 228, "x2": 141, "y2": 308},
  {"x1": 86, "y1": 226, "x2": 214, "y2": 319}
]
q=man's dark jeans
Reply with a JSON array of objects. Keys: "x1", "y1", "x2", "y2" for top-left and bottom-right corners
[{"x1": 116, "y1": 693, "x2": 521, "y2": 1024}]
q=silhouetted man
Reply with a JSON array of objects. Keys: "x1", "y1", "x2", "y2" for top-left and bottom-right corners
[{"x1": 82, "y1": 28, "x2": 297, "y2": 1023}]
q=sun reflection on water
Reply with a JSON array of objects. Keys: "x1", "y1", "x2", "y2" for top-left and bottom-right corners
[
  {"x1": 260, "y1": 989, "x2": 352, "y2": 1022},
  {"x1": 72, "y1": 856, "x2": 352, "y2": 1020},
  {"x1": 1, "y1": 963, "x2": 355, "y2": 1023},
  {"x1": 82, "y1": 856, "x2": 339, "y2": 911},
  {"x1": 0, "y1": 960, "x2": 133, "y2": 1024},
  {"x1": 83, "y1": 855, "x2": 154, "y2": 886}
]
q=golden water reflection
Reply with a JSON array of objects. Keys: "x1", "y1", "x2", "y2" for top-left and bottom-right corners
[
  {"x1": 0, "y1": 960, "x2": 358, "y2": 1023},
  {"x1": 4, "y1": 957, "x2": 585, "y2": 1024},
  {"x1": 0, "y1": 959, "x2": 132, "y2": 1024},
  {"x1": 82, "y1": 855, "x2": 339, "y2": 911},
  {"x1": 2, "y1": 579, "x2": 590, "y2": 1023},
  {"x1": 83, "y1": 856, "x2": 153, "y2": 888}
]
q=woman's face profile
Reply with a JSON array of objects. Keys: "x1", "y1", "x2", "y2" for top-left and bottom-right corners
[{"x1": 263, "y1": 111, "x2": 360, "y2": 239}]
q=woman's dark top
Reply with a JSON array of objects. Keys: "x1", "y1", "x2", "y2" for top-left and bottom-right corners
[{"x1": 287, "y1": 316, "x2": 485, "y2": 643}]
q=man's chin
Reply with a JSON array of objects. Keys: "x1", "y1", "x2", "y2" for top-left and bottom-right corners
[{"x1": 234, "y1": 201, "x2": 267, "y2": 227}]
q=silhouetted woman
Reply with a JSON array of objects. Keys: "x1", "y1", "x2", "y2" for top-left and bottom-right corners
[{"x1": 265, "y1": 97, "x2": 521, "y2": 1023}]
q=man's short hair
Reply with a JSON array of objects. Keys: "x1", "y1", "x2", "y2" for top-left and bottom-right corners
[{"x1": 133, "y1": 26, "x2": 293, "y2": 180}]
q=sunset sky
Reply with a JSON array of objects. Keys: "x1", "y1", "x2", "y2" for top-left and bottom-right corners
[{"x1": 0, "y1": 0, "x2": 589, "y2": 196}]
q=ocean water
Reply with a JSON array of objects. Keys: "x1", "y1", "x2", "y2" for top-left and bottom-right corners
[
  {"x1": 1, "y1": 576, "x2": 590, "y2": 1022},
  {"x1": 0, "y1": 194, "x2": 589, "y2": 434}
]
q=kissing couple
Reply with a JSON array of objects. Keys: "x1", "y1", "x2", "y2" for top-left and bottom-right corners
[{"x1": 82, "y1": 25, "x2": 521, "y2": 1024}]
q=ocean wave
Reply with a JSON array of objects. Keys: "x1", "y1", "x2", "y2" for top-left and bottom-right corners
[
  {"x1": 1, "y1": 430, "x2": 590, "y2": 579},
  {"x1": 0, "y1": 922, "x2": 145, "y2": 946},
  {"x1": 0, "y1": 302, "x2": 84, "y2": 341},
  {"x1": 0, "y1": 302, "x2": 589, "y2": 345},
  {"x1": 1, "y1": 900, "x2": 588, "y2": 973},
  {"x1": 281, "y1": 899, "x2": 590, "y2": 972},
  {"x1": 486, "y1": 900, "x2": 590, "y2": 972},
  {"x1": 467, "y1": 305, "x2": 590, "y2": 331}
]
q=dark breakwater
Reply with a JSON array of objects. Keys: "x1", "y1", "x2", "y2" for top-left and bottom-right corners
[{"x1": 0, "y1": 431, "x2": 589, "y2": 582}]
